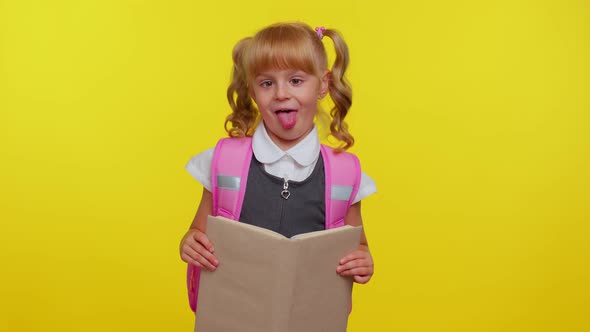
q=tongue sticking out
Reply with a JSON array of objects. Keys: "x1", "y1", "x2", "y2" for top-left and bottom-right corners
[{"x1": 276, "y1": 110, "x2": 297, "y2": 129}]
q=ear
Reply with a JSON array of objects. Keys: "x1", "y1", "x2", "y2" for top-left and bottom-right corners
[{"x1": 319, "y1": 70, "x2": 330, "y2": 98}]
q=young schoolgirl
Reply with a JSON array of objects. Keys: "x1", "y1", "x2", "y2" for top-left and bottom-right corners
[{"x1": 180, "y1": 22, "x2": 376, "y2": 312}]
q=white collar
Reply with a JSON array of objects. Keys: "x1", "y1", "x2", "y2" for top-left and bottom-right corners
[{"x1": 252, "y1": 122, "x2": 320, "y2": 166}]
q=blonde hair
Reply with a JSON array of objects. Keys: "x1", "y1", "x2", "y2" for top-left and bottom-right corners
[{"x1": 225, "y1": 22, "x2": 354, "y2": 150}]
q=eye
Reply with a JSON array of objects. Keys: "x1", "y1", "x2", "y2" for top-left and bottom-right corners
[
  {"x1": 290, "y1": 78, "x2": 303, "y2": 85},
  {"x1": 260, "y1": 80, "x2": 272, "y2": 87}
]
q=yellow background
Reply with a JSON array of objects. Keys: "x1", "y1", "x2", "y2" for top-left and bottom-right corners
[{"x1": 1, "y1": 0, "x2": 589, "y2": 331}]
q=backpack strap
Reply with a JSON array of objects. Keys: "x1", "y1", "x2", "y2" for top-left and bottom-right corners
[
  {"x1": 211, "y1": 137, "x2": 253, "y2": 219},
  {"x1": 321, "y1": 145, "x2": 361, "y2": 316},
  {"x1": 188, "y1": 137, "x2": 253, "y2": 312},
  {"x1": 320, "y1": 145, "x2": 362, "y2": 230}
]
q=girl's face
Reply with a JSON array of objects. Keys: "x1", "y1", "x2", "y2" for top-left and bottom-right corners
[{"x1": 250, "y1": 68, "x2": 329, "y2": 151}]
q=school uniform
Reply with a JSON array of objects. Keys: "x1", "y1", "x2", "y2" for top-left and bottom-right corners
[{"x1": 186, "y1": 122, "x2": 377, "y2": 237}]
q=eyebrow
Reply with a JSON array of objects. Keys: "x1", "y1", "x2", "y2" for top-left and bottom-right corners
[{"x1": 255, "y1": 69, "x2": 307, "y2": 79}]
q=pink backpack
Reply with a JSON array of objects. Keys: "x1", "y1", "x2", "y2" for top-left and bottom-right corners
[{"x1": 187, "y1": 137, "x2": 361, "y2": 312}]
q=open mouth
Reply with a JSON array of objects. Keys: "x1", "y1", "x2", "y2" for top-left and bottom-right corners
[{"x1": 275, "y1": 109, "x2": 298, "y2": 129}]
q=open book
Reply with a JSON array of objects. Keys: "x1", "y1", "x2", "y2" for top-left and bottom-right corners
[{"x1": 194, "y1": 215, "x2": 362, "y2": 332}]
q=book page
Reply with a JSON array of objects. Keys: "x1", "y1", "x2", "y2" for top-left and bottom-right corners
[
  {"x1": 291, "y1": 224, "x2": 357, "y2": 240},
  {"x1": 288, "y1": 225, "x2": 362, "y2": 332},
  {"x1": 194, "y1": 216, "x2": 295, "y2": 332}
]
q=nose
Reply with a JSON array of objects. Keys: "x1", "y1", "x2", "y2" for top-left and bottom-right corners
[{"x1": 274, "y1": 82, "x2": 290, "y2": 100}]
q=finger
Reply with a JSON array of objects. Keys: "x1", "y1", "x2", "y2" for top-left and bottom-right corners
[
  {"x1": 193, "y1": 231, "x2": 215, "y2": 253},
  {"x1": 339, "y1": 251, "x2": 369, "y2": 265},
  {"x1": 183, "y1": 246, "x2": 217, "y2": 271},
  {"x1": 180, "y1": 252, "x2": 202, "y2": 268},
  {"x1": 338, "y1": 266, "x2": 371, "y2": 277},
  {"x1": 337, "y1": 258, "x2": 371, "y2": 273},
  {"x1": 353, "y1": 275, "x2": 372, "y2": 284},
  {"x1": 186, "y1": 241, "x2": 219, "y2": 267}
]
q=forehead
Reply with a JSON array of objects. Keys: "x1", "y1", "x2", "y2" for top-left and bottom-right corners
[{"x1": 244, "y1": 35, "x2": 325, "y2": 80}]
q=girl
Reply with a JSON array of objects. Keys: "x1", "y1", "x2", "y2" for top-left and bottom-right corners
[{"x1": 180, "y1": 22, "x2": 376, "y2": 310}]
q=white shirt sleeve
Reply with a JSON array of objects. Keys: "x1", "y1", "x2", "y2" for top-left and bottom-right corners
[
  {"x1": 185, "y1": 147, "x2": 215, "y2": 192},
  {"x1": 353, "y1": 172, "x2": 377, "y2": 204}
]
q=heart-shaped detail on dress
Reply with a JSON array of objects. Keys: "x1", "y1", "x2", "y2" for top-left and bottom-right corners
[{"x1": 281, "y1": 190, "x2": 290, "y2": 200}]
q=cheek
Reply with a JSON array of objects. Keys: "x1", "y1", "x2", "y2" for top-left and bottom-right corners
[
  {"x1": 253, "y1": 97, "x2": 271, "y2": 113},
  {"x1": 303, "y1": 96, "x2": 320, "y2": 113},
  {"x1": 251, "y1": 88, "x2": 269, "y2": 104}
]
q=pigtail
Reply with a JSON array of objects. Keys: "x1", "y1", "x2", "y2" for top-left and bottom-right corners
[
  {"x1": 225, "y1": 37, "x2": 258, "y2": 137},
  {"x1": 323, "y1": 29, "x2": 354, "y2": 151}
]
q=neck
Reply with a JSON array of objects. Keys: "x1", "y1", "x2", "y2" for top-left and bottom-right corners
[{"x1": 266, "y1": 127, "x2": 314, "y2": 151}]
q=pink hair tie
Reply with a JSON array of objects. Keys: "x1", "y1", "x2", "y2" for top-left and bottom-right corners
[{"x1": 315, "y1": 26, "x2": 325, "y2": 40}]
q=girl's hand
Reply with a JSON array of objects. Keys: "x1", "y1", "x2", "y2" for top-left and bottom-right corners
[
  {"x1": 180, "y1": 228, "x2": 219, "y2": 271},
  {"x1": 336, "y1": 248, "x2": 374, "y2": 284}
]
